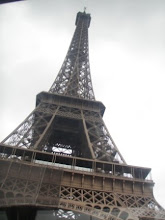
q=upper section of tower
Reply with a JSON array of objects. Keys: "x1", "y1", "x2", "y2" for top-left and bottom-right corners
[
  {"x1": 49, "y1": 11, "x2": 95, "y2": 100},
  {"x1": 75, "y1": 11, "x2": 91, "y2": 27}
]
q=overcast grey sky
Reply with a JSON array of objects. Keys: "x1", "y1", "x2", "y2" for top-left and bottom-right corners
[{"x1": 0, "y1": 0, "x2": 165, "y2": 208}]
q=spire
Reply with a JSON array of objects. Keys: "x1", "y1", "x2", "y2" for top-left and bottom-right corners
[{"x1": 49, "y1": 11, "x2": 95, "y2": 100}]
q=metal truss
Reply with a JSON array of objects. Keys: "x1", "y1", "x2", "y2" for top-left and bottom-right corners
[
  {"x1": 49, "y1": 12, "x2": 95, "y2": 100},
  {"x1": 60, "y1": 186, "x2": 162, "y2": 212},
  {"x1": 0, "y1": 158, "x2": 165, "y2": 220},
  {"x1": 1, "y1": 99, "x2": 125, "y2": 163}
]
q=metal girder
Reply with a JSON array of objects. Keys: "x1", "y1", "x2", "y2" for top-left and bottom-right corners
[
  {"x1": 0, "y1": 157, "x2": 164, "y2": 219},
  {"x1": 1, "y1": 95, "x2": 125, "y2": 163}
]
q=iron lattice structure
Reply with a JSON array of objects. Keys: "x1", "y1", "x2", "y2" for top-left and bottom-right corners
[
  {"x1": 0, "y1": 11, "x2": 165, "y2": 220},
  {"x1": 49, "y1": 12, "x2": 95, "y2": 100}
]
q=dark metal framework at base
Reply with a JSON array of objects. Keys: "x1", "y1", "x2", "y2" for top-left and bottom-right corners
[{"x1": 0, "y1": 143, "x2": 165, "y2": 220}]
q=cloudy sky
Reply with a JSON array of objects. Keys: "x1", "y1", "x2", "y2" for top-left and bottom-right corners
[{"x1": 0, "y1": 0, "x2": 165, "y2": 208}]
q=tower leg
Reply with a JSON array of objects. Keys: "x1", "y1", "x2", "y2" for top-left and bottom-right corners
[{"x1": 6, "y1": 207, "x2": 37, "y2": 220}]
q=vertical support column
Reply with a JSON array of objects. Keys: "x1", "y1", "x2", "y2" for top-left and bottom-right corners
[
  {"x1": 6, "y1": 207, "x2": 37, "y2": 220},
  {"x1": 34, "y1": 106, "x2": 59, "y2": 150},
  {"x1": 81, "y1": 110, "x2": 95, "y2": 159}
]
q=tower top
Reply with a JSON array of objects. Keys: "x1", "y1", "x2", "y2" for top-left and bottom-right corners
[{"x1": 75, "y1": 11, "x2": 91, "y2": 27}]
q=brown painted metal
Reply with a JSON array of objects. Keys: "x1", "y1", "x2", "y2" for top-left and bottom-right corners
[
  {"x1": 49, "y1": 12, "x2": 95, "y2": 100},
  {"x1": 0, "y1": 11, "x2": 165, "y2": 220}
]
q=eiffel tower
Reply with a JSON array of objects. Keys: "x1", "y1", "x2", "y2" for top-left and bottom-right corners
[{"x1": 0, "y1": 11, "x2": 165, "y2": 220}]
